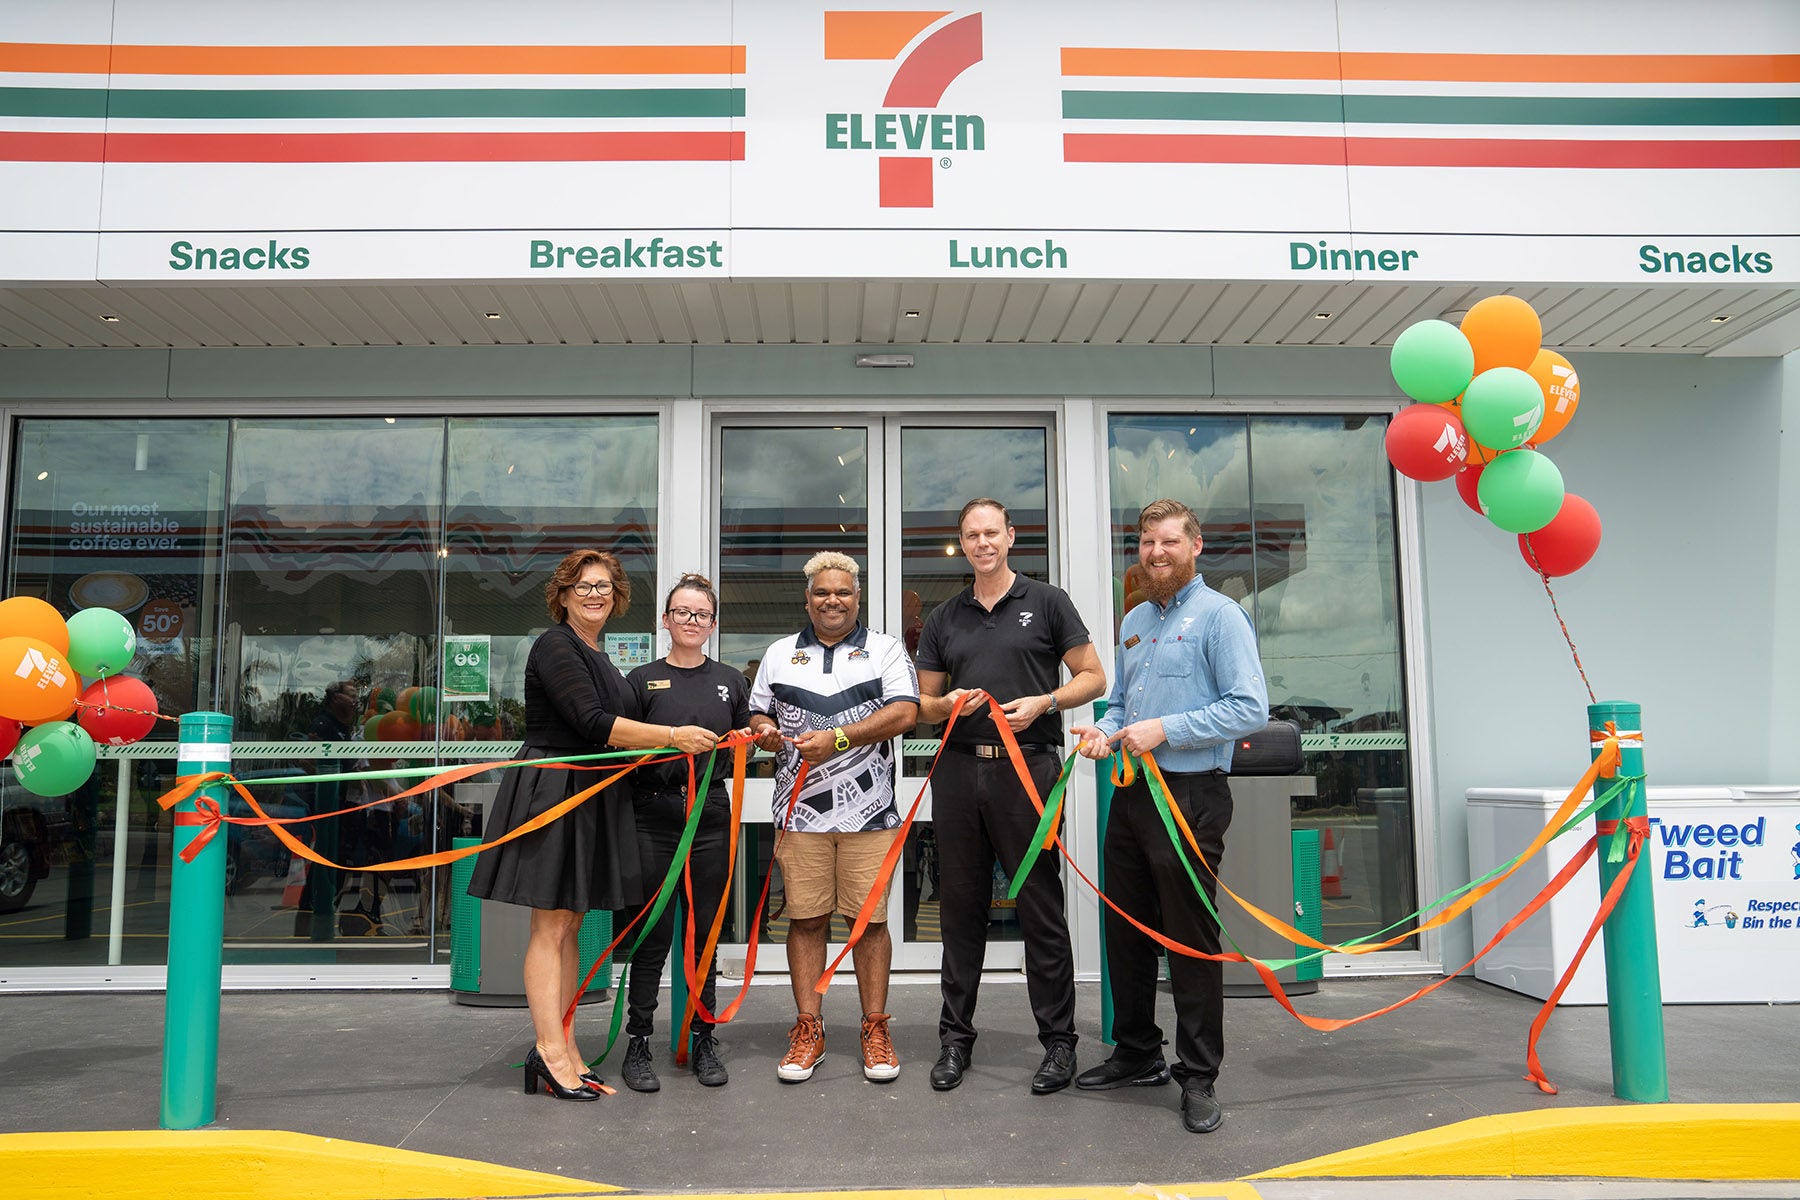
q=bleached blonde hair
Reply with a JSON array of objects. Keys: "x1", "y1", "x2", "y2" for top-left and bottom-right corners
[{"x1": 802, "y1": 551, "x2": 861, "y2": 590}]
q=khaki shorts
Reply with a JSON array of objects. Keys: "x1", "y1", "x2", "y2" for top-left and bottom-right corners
[{"x1": 774, "y1": 829, "x2": 901, "y2": 922}]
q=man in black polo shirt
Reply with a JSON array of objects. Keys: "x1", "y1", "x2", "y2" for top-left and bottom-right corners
[{"x1": 914, "y1": 498, "x2": 1106, "y2": 1095}]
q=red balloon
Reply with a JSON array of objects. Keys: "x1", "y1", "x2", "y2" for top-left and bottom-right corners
[
  {"x1": 75, "y1": 675, "x2": 158, "y2": 746},
  {"x1": 1455, "y1": 465, "x2": 1488, "y2": 516},
  {"x1": 1385, "y1": 404, "x2": 1468, "y2": 482},
  {"x1": 1519, "y1": 494, "x2": 1602, "y2": 576},
  {"x1": 0, "y1": 716, "x2": 20, "y2": 758}
]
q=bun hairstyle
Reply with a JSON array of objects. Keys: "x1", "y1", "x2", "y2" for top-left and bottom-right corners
[
  {"x1": 545, "y1": 548, "x2": 630, "y2": 623},
  {"x1": 665, "y1": 571, "x2": 719, "y2": 613}
]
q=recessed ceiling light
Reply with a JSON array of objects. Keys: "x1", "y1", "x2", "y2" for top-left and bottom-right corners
[
  {"x1": 1313, "y1": 311, "x2": 1333, "y2": 320},
  {"x1": 99, "y1": 314, "x2": 120, "y2": 322},
  {"x1": 35, "y1": 471, "x2": 48, "y2": 481},
  {"x1": 1710, "y1": 314, "x2": 1731, "y2": 323},
  {"x1": 903, "y1": 309, "x2": 922, "y2": 318},
  {"x1": 944, "y1": 545, "x2": 956, "y2": 556},
  {"x1": 484, "y1": 311, "x2": 502, "y2": 320}
]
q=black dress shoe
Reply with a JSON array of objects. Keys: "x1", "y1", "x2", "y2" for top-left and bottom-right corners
[
  {"x1": 1074, "y1": 1054, "x2": 1171, "y2": 1090},
  {"x1": 929, "y1": 1044, "x2": 969, "y2": 1091},
  {"x1": 1181, "y1": 1079, "x2": 1223, "y2": 1133},
  {"x1": 1030, "y1": 1042, "x2": 1076, "y2": 1095},
  {"x1": 622, "y1": 1034, "x2": 660, "y2": 1093}
]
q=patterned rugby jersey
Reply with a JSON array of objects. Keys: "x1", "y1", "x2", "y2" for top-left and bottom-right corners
[{"x1": 748, "y1": 624, "x2": 919, "y2": 832}]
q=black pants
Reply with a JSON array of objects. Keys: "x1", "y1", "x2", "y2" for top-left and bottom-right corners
[
  {"x1": 934, "y1": 749, "x2": 1077, "y2": 1054},
  {"x1": 612, "y1": 789, "x2": 729, "y2": 1040},
  {"x1": 1103, "y1": 769, "x2": 1232, "y2": 1084}
]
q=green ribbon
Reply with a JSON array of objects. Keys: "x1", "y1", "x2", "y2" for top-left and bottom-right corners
[{"x1": 1005, "y1": 751, "x2": 1077, "y2": 901}]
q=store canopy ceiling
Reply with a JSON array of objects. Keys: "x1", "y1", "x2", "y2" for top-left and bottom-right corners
[{"x1": 1, "y1": 279, "x2": 1796, "y2": 355}]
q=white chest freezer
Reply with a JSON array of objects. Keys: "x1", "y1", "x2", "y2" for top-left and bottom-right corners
[{"x1": 1466, "y1": 785, "x2": 1800, "y2": 1005}]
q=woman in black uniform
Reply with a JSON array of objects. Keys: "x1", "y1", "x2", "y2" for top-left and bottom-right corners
[
  {"x1": 469, "y1": 549, "x2": 718, "y2": 1101},
  {"x1": 616, "y1": 573, "x2": 751, "y2": 1092}
]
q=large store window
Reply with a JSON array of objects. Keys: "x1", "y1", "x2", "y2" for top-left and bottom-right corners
[
  {"x1": 1108, "y1": 414, "x2": 1416, "y2": 948},
  {"x1": 1, "y1": 414, "x2": 658, "y2": 976},
  {"x1": 711, "y1": 417, "x2": 1053, "y2": 971}
]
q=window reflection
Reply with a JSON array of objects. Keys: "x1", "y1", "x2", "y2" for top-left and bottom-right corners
[{"x1": 1107, "y1": 413, "x2": 1415, "y2": 948}]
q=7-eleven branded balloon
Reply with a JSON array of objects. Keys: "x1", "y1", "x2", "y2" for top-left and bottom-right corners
[
  {"x1": 0, "y1": 635, "x2": 81, "y2": 723},
  {"x1": 1526, "y1": 350, "x2": 1581, "y2": 446},
  {"x1": 1384, "y1": 404, "x2": 1468, "y2": 481},
  {"x1": 76, "y1": 675, "x2": 159, "y2": 746}
]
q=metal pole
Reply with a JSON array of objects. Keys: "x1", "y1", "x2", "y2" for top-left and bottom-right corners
[
  {"x1": 108, "y1": 756, "x2": 130, "y2": 966},
  {"x1": 1093, "y1": 700, "x2": 1115, "y2": 1045},
  {"x1": 161, "y1": 710, "x2": 232, "y2": 1129},
  {"x1": 1587, "y1": 700, "x2": 1668, "y2": 1103}
]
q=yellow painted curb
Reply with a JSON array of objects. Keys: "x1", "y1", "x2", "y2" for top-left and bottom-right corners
[
  {"x1": 1249, "y1": 1103, "x2": 1800, "y2": 1180},
  {"x1": 0, "y1": 1129, "x2": 621, "y2": 1200}
]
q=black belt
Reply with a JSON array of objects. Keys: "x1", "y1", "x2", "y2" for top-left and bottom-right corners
[{"x1": 947, "y1": 742, "x2": 1059, "y2": 759}]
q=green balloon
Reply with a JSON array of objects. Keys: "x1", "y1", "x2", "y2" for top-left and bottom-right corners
[
  {"x1": 13, "y1": 720, "x2": 97, "y2": 797},
  {"x1": 1390, "y1": 320, "x2": 1475, "y2": 404},
  {"x1": 65, "y1": 607, "x2": 136, "y2": 677},
  {"x1": 1461, "y1": 367, "x2": 1545, "y2": 452},
  {"x1": 410, "y1": 685, "x2": 438, "y2": 724},
  {"x1": 1478, "y1": 449, "x2": 1565, "y2": 534}
]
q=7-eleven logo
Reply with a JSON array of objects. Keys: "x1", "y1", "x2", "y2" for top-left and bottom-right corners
[{"x1": 823, "y1": 10, "x2": 985, "y2": 208}]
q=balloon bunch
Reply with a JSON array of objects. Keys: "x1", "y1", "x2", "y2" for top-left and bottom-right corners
[
  {"x1": 362, "y1": 684, "x2": 466, "y2": 741},
  {"x1": 0, "y1": 595, "x2": 159, "y2": 797},
  {"x1": 1386, "y1": 295, "x2": 1601, "y2": 577}
]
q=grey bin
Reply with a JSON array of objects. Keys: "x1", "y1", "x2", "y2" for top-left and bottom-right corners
[
  {"x1": 1219, "y1": 777, "x2": 1316, "y2": 997},
  {"x1": 449, "y1": 835, "x2": 613, "y2": 1006}
]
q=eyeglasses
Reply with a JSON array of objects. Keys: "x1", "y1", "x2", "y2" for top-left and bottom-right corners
[
  {"x1": 667, "y1": 607, "x2": 716, "y2": 627},
  {"x1": 569, "y1": 580, "x2": 615, "y2": 597}
]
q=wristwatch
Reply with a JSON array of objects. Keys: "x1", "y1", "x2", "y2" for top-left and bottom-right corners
[
  {"x1": 832, "y1": 726, "x2": 851, "y2": 752},
  {"x1": 1045, "y1": 693, "x2": 1059, "y2": 714}
]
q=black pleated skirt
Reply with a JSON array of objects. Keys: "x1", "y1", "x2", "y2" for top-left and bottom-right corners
[{"x1": 466, "y1": 759, "x2": 643, "y2": 912}]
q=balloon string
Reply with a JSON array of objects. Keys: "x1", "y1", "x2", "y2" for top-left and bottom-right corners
[
  {"x1": 1525, "y1": 542, "x2": 1596, "y2": 705},
  {"x1": 71, "y1": 699, "x2": 181, "y2": 724}
]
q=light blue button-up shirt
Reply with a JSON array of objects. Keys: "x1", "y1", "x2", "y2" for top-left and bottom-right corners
[{"x1": 1096, "y1": 574, "x2": 1268, "y2": 773}]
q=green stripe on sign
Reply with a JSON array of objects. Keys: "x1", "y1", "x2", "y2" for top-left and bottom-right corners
[
  {"x1": 1063, "y1": 89, "x2": 1342, "y2": 123},
  {"x1": 0, "y1": 86, "x2": 108, "y2": 118},
  {"x1": 1063, "y1": 89, "x2": 1799, "y2": 128},
  {"x1": 104, "y1": 87, "x2": 746, "y2": 120}
]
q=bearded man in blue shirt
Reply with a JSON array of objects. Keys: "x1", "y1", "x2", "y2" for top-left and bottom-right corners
[{"x1": 1071, "y1": 498, "x2": 1268, "y2": 1135}]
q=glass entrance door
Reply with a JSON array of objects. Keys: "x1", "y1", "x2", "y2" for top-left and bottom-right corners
[{"x1": 713, "y1": 416, "x2": 1054, "y2": 972}]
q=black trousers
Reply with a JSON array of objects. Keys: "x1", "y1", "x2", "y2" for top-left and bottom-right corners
[
  {"x1": 1103, "y1": 769, "x2": 1232, "y2": 1084},
  {"x1": 934, "y1": 749, "x2": 1077, "y2": 1054},
  {"x1": 612, "y1": 789, "x2": 729, "y2": 1040}
]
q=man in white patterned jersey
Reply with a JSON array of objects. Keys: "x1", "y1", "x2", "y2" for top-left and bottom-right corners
[{"x1": 748, "y1": 552, "x2": 920, "y2": 1085}]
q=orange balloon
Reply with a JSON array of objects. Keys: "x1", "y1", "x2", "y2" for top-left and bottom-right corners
[
  {"x1": 1526, "y1": 349, "x2": 1580, "y2": 445},
  {"x1": 1465, "y1": 437, "x2": 1505, "y2": 469},
  {"x1": 1460, "y1": 295, "x2": 1542, "y2": 375},
  {"x1": 0, "y1": 635, "x2": 81, "y2": 723},
  {"x1": 378, "y1": 708, "x2": 421, "y2": 741},
  {"x1": 0, "y1": 596, "x2": 70, "y2": 655},
  {"x1": 394, "y1": 687, "x2": 420, "y2": 719}
]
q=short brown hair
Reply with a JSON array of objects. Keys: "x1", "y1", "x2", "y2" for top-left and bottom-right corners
[
  {"x1": 1138, "y1": 498, "x2": 1202, "y2": 540},
  {"x1": 664, "y1": 571, "x2": 718, "y2": 614},
  {"x1": 544, "y1": 549, "x2": 631, "y2": 622},
  {"x1": 957, "y1": 497, "x2": 1010, "y2": 532}
]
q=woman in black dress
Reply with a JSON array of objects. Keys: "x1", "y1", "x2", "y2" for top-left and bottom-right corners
[
  {"x1": 469, "y1": 549, "x2": 719, "y2": 1101},
  {"x1": 617, "y1": 573, "x2": 752, "y2": 1092}
]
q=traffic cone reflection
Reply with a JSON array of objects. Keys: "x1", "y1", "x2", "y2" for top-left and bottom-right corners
[{"x1": 1321, "y1": 827, "x2": 1345, "y2": 898}]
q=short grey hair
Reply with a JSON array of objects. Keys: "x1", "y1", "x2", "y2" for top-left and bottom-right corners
[{"x1": 802, "y1": 551, "x2": 861, "y2": 590}]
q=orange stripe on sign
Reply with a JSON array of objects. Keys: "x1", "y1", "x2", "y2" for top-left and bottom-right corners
[
  {"x1": 1062, "y1": 46, "x2": 1800, "y2": 84},
  {"x1": 0, "y1": 41, "x2": 112, "y2": 73},
  {"x1": 824, "y1": 11, "x2": 949, "y2": 60},
  {"x1": 102, "y1": 43, "x2": 745, "y2": 76}
]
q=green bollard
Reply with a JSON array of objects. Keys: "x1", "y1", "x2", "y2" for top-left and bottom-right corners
[
  {"x1": 1092, "y1": 700, "x2": 1115, "y2": 1045},
  {"x1": 1587, "y1": 700, "x2": 1669, "y2": 1103},
  {"x1": 668, "y1": 897, "x2": 686, "y2": 1057},
  {"x1": 161, "y1": 711, "x2": 232, "y2": 1129}
]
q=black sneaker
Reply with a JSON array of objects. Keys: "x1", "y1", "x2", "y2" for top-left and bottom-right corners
[
  {"x1": 622, "y1": 1034, "x2": 660, "y2": 1093},
  {"x1": 690, "y1": 1033, "x2": 728, "y2": 1087},
  {"x1": 1030, "y1": 1042, "x2": 1077, "y2": 1095},
  {"x1": 1074, "y1": 1054, "x2": 1171, "y2": 1090},
  {"x1": 1181, "y1": 1079, "x2": 1223, "y2": 1133}
]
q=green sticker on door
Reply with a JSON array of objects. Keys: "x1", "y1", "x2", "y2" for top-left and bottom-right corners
[{"x1": 444, "y1": 635, "x2": 491, "y2": 702}]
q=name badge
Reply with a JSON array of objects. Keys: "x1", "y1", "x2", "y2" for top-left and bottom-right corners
[
  {"x1": 645, "y1": 678, "x2": 672, "y2": 691},
  {"x1": 1123, "y1": 635, "x2": 1140, "y2": 649}
]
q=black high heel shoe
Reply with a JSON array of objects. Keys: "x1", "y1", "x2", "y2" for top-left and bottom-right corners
[{"x1": 523, "y1": 1048, "x2": 599, "y2": 1101}]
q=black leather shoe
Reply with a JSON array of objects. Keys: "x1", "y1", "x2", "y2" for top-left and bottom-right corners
[
  {"x1": 929, "y1": 1044, "x2": 969, "y2": 1091},
  {"x1": 523, "y1": 1048, "x2": 599, "y2": 1101},
  {"x1": 1181, "y1": 1079, "x2": 1223, "y2": 1133},
  {"x1": 622, "y1": 1035, "x2": 660, "y2": 1093},
  {"x1": 1030, "y1": 1042, "x2": 1077, "y2": 1095},
  {"x1": 1074, "y1": 1054, "x2": 1171, "y2": 1090},
  {"x1": 690, "y1": 1033, "x2": 729, "y2": 1088}
]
